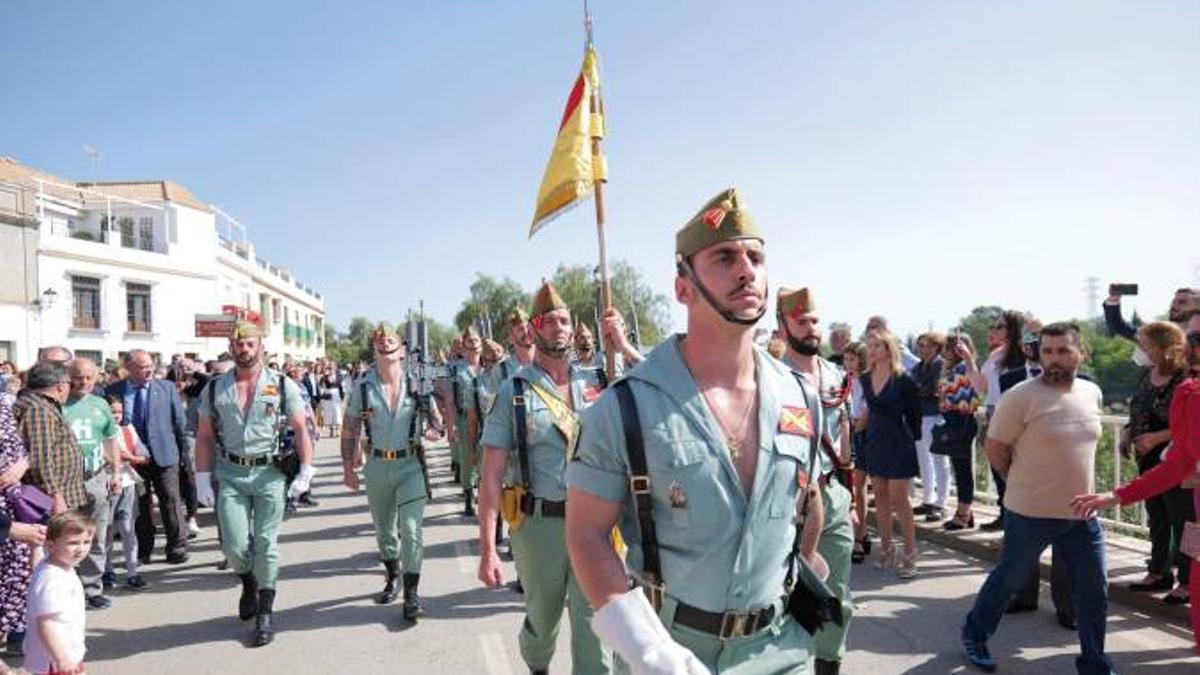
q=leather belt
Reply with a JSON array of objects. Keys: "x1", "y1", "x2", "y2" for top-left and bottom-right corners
[
  {"x1": 673, "y1": 598, "x2": 780, "y2": 640},
  {"x1": 537, "y1": 499, "x2": 566, "y2": 518},
  {"x1": 637, "y1": 584, "x2": 781, "y2": 640},
  {"x1": 221, "y1": 452, "x2": 272, "y2": 467},
  {"x1": 372, "y1": 447, "x2": 412, "y2": 460}
]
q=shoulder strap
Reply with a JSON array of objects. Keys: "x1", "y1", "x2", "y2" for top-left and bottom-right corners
[
  {"x1": 512, "y1": 378, "x2": 532, "y2": 489},
  {"x1": 407, "y1": 389, "x2": 420, "y2": 447},
  {"x1": 208, "y1": 378, "x2": 225, "y2": 453},
  {"x1": 360, "y1": 381, "x2": 373, "y2": 447},
  {"x1": 500, "y1": 361, "x2": 510, "y2": 380},
  {"x1": 786, "y1": 376, "x2": 822, "y2": 590},
  {"x1": 614, "y1": 380, "x2": 663, "y2": 598}
]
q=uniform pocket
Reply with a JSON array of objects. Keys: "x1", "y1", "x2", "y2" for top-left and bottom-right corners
[
  {"x1": 648, "y1": 440, "x2": 714, "y2": 546},
  {"x1": 769, "y1": 437, "x2": 808, "y2": 519}
]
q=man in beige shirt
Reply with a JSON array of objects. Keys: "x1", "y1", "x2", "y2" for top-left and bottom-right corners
[{"x1": 960, "y1": 323, "x2": 1114, "y2": 675}]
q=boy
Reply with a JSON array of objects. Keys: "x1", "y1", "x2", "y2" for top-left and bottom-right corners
[{"x1": 24, "y1": 512, "x2": 95, "y2": 675}]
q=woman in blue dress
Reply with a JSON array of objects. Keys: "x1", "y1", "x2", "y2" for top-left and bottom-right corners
[{"x1": 861, "y1": 329, "x2": 922, "y2": 578}]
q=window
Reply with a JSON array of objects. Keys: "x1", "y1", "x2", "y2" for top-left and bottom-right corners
[
  {"x1": 72, "y1": 276, "x2": 101, "y2": 329},
  {"x1": 137, "y1": 217, "x2": 154, "y2": 251},
  {"x1": 119, "y1": 217, "x2": 135, "y2": 248},
  {"x1": 272, "y1": 298, "x2": 282, "y2": 324},
  {"x1": 0, "y1": 341, "x2": 13, "y2": 363},
  {"x1": 126, "y1": 282, "x2": 152, "y2": 333},
  {"x1": 75, "y1": 350, "x2": 103, "y2": 365}
]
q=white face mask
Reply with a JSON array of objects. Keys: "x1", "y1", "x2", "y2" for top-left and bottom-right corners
[{"x1": 1132, "y1": 347, "x2": 1153, "y2": 368}]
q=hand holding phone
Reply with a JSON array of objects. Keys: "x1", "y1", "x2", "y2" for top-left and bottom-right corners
[{"x1": 1109, "y1": 283, "x2": 1139, "y2": 297}]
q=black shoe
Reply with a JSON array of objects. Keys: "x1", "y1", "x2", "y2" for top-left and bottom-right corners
[
  {"x1": 944, "y1": 513, "x2": 976, "y2": 531},
  {"x1": 253, "y1": 589, "x2": 275, "y2": 647},
  {"x1": 451, "y1": 461, "x2": 461, "y2": 484},
  {"x1": 1005, "y1": 601, "x2": 1038, "y2": 614},
  {"x1": 284, "y1": 498, "x2": 298, "y2": 515},
  {"x1": 377, "y1": 559, "x2": 400, "y2": 605},
  {"x1": 166, "y1": 552, "x2": 189, "y2": 565},
  {"x1": 402, "y1": 572, "x2": 424, "y2": 621},
  {"x1": 980, "y1": 517, "x2": 1004, "y2": 532},
  {"x1": 102, "y1": 571, "x2": 116, "y2": 590},
  {"x1": 913, "y1": 503, "x2": 934, "y2": 516},
  {"x1": 138, "y1": 555, "x2": 152, "y2": 565},
  {"x1": 216, "y1": 558, "x2": 229, "y2": 571},
  {"x1": 1163, "y1": 590, "x2": 1191, "y2": 605},
  {"x1": 298, "y1": 491, "x2": 320, "y2": 507},
  {"x1": 238, "y1": 573, "x2": 259, "y2": 621},
  {"x1": 126, "y1": 575, "x2": 147, "y2": 591},
  {"x1": 463, "y1": 489, "x2": 475, "y2": 517},
  {"x1": 5, "y1": 630, "x2": 24, "y2": 656},
  {"x1": 1057, "y1": 613, "x2": 1077, "y2": 630},
  {"x1": 924, "y1": 507, "x2": 946, "y2": 522},
  {"x1": 511, "y1": 579, "x2": 524, "y2": 594},
  {"x1": 86, "y1": 595, "x2": 113, "y2": 610},
  {"x1": 1129, "y1": 574, "x2": 1174, "y2": 592},
  {"x1": 814, "y1": 658, "x2": 841, "y2": 675},
  {"x1": 530, "y1": 670, "x2": 548, "y2": 675}
]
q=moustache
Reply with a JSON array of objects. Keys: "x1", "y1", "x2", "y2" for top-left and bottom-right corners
[{"x1": 726, "y1": 283, "x2": 765, "y2": 302}]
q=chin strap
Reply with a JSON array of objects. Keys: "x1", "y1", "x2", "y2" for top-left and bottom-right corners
[{"x1": 676, "y1": 256, "x2": 766, "y2": 327}]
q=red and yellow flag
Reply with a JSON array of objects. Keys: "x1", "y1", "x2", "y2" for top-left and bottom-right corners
[
  {"x1": 529, "y1": 48, "x2": 607, "y2": 237},
  {"x1": 778, "y1": 406, "x2": 813, "y2": 437}
]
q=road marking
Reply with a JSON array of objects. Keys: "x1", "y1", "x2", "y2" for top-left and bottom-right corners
[
  {"x1": 455, "y1": 539, "x2": 475, "y2": 573},
  {"x1": 479, "y1": 633, "x2": 515, "y2": 675}
]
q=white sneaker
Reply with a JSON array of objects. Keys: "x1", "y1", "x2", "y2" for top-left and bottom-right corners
[{"x1": 187, "y1": 517, "x2": 200, "y2": 538}]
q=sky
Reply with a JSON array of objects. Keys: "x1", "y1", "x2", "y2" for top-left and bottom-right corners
[{"x1": 3, "y1": 1, "x2": 1198, "y2": 339}]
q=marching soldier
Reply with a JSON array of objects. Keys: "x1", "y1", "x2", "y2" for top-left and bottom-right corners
[
  {"x1": 566, "y1": 188, "x2": 826, "y2": 673},
  {"x1": 501, "y1": 307, "x2": 536, "y2": 375},
  {"x1": 477, "y1": 282, "x2": 613, "y2": 675},
  {"x1": 476, "y1": 339, "x2": 507, "y2": 429},
  {"x1": 445, "y1": 338, "x2": 465, "y2": 484},
  {"x1": 777, "y1": 287, "x2": 856, "y2": 675},
  {"x1": 451, "y1": 327, "x2": 485, "y2": 516},
  {"x1": 195, "y1": 320, "x2": 316, "y2": 647},
  {"x1": 342, "y1": 323, "x2": 441, "y2": 621}
]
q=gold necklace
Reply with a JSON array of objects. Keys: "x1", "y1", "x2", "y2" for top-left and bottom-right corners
[{"x1": 703, "y1": 388, "x2": 757, "y2": 459}]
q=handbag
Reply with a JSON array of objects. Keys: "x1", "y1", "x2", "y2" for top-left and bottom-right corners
[
  {"x1": 931, "y1": 414, "x2": 977, "y2": 457},
  {"x1": 1181, "y1": 521, "x2": 1200, "y2": 561},
  {"x1": 5, "y1": 482, "x2": 55, "y2": 524}
]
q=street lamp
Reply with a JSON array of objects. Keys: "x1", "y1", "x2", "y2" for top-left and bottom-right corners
[{"x1": 32, "y1": 288, "x2": 58, "y2": 312}]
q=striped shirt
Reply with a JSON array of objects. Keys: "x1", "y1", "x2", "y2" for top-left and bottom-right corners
[{"x1": 13, "y1": 391, "x2": 87, "y2": 510}]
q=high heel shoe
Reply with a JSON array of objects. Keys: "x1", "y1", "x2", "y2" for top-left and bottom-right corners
[
  {"x1": 943, "y1": 512, "x2": 975, "y2": 531},
  {"x1": 875, "y1": 544, "x2": 895, "y2": 570},
  {"x1": 898, "y1": 546, "x2": 918, "y2": 579}
]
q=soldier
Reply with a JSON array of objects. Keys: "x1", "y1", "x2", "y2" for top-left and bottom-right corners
[
  {"x1": 477, "y1": 281, "x2": 613, "y2": 675},
  {"x1": 573, "y1": 321, "x2": 603, "y2": 369},
  {"x1": 194, "y1": 320, "x2": 316, "y2": 647},
  {"x1": 476, "y1": 339, "x2": 506, "y2": 422},
  {"x1": 342, "y1": 323, "x2": 441, "y2": 621},
  {"x1": 776, "y1": 287, "x2": 856, "y2": 675},
  {"x1": 445, "y1": 338, "x2": 465, "y2": 484},
  {"x1": 501, "y1": 307, "x2": 536, "y2": 374},
  {"x1": 450, "y1": 327, "x2": 485, "y2": 516},
  {"x1": 566, "y1": 188, "x2": 826, "y2": 673}
]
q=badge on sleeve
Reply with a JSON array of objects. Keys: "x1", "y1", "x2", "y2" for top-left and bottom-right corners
[
  {"x1": 263, "y1": 384, "x2": 279, "y2": 396},
  {"x1": 778, "y1": 405, "x2": 813, "y2": 437}
]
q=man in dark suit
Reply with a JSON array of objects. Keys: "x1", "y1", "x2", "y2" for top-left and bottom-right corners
[{"x1": 107, "y1": 349, "x2": 190, "y2": 564}]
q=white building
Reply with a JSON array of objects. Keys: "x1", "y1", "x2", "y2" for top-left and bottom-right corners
[{"x1": 0, "y1": 157, "x2": 325, "y2": 368}]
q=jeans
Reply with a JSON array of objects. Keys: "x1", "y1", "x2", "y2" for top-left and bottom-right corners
[
  {"x1": 1013, "y1": 544, "x2": 1074, "y2": 620},
  {"x1": 963, "y1": 511, "x2": 1113, "y2": 674}
]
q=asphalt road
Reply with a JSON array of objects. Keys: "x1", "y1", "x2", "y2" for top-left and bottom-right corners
[{"x1": 9, "y1": 437, "x2": 1195, "y2": 674}]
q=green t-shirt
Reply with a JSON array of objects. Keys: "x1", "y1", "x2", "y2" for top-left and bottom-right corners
[{"x1": 64, "y1": 394, "x2": 120, "y2": 474}]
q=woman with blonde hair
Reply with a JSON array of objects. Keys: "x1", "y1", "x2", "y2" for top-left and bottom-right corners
[
  {"x1": 1125, "y1": 321, "x2": 1193, "y2": 603},
  {"x1": 860, "y1": 330, "x2": 922, "y2": 577}
]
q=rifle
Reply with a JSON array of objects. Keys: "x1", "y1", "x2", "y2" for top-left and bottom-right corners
[{"x1": 406, "y1": 303, "x2": 450, "y2": 499}]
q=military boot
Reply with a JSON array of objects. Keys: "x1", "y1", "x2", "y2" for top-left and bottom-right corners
[
  {"x1": 463, "y1": 488, "x2": 475, "y2": 517},
  {"x1": 253, "y1": 589, "x2": 276, "y2": 647},
  {"x1": 815, "y1": 658, "x2": 841, "y2": 675},
  {"x1": 402, "y1": 572, "x2": 424, "y2": 621},
  {"x1": 238, "y1": 573, "x2": 258, "y2": 620},
  {"x1": 377, "y1": 559, "x2": 400, "y2": 605}
]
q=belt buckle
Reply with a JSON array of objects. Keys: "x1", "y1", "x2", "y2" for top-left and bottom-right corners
[
  {"x1": 512, "y1": 395, "x2": 526, "y2": 407},
  {"x1": 719, "y1": 610, "x2": 757, "y2": 641},
  {"x1": 630, "y1": 475, "x2": 651, "y2": 495}
]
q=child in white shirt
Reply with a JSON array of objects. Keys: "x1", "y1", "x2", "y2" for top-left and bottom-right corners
[{"x1": 24, "y1": 511, "x2": 95, "y2": 675}]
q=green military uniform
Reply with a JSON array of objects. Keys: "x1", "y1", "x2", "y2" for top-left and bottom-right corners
[
  {"x1": 453, "y1": 361, "x2": 484, "y2": 491},
  {"x1": 200, "y1": 366, "x2": 303, "y2": 590},
  {"x1": 482, "y1": 361, "x2": 612, "y2": 674},
  {"x1": 778, "y1": 286, "x2": 855, "y2": 670},
  {"x1": 345, "y1": 370, "x2": 428, "y2": 575},
  {"x1": 569, "y1": 338, "x2": 820, "y2": 673}
]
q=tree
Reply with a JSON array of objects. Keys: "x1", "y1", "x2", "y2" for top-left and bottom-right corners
[
  {"x1": 549, "y1": 261, "x2": 671, "y2": 349},
  {"x1": 453, "y1": 274, "x2": 530, "y2": 338},
  {"x1": 952, "y1": 305, "x2": 1005, "y2": 358},
  {"x1": 1079, "y1": 320, "x2": 1140, "y2": 406}
]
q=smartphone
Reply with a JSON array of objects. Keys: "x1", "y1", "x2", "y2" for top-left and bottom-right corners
[{"x1": 1109, "y1": 283, "x2": 1139, "y2": 296}]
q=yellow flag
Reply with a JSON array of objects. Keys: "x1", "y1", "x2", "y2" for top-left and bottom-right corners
[{"x1": 529, "y1": 48, "x2": 607, "y2": 237}]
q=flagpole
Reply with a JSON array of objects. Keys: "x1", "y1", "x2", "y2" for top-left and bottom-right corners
[{"x1": 585, "y1": 3, "x2": 617, "y2": 382}]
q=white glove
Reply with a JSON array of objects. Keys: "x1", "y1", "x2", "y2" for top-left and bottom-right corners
[
  {"x1": 195, "y1": 472, "x2": 215, "y2": 507},
  {"x1": 591, "y1": 588, "x2": 710, "y2": 675},
  {"x1": 287, "y1": 464, "x2": 317, "y2": 499}
]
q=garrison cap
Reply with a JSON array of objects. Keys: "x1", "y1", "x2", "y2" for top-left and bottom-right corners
[
  {"x1": 230, "y1": 320, "x2": 262, "y2": 340},
  {"x1": 371, "y1": 322, "x2": 398, "y2": 341},
  {"x1": 574, "y1": 321, "x2": 594, "y2": 339},
  {"x1": 531, "y1": 281, "x2": 567, "y2": 317},
  {"x1": 462, "y1": 324, "x2": 480, "y2": 340},
  {"x1": 777, "y1": 287, "x2": 816, "y2": 319},
  {"x1": 675, "y1": 187, "x2": 763, "y2": 259},
  {"x1": 507, "y1": 307, "x2": 530, "y2": 326}
]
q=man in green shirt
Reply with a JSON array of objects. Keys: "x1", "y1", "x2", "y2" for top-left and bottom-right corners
[{"x1": 64, "y1": 357, "x2": 122, "y2": 609}]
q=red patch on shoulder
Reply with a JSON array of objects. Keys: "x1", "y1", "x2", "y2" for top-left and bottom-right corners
[{"x1": 778, "y1": 406, "x2": 812, "y2": 437}]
